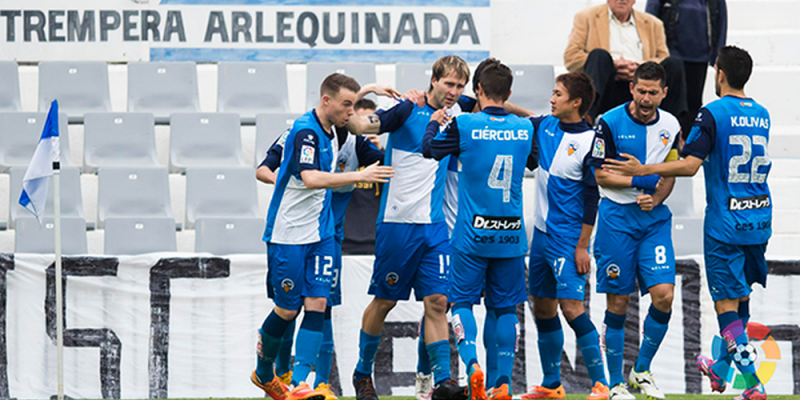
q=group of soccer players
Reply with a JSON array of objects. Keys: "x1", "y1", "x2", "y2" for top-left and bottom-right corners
[{"x1": 250, "y1": 45, "x2": 772, "y2": 400}]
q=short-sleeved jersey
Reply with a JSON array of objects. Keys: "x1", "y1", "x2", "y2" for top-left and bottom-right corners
[
  {"x1": 681, "y1": 96, "x2": 772, "y2": 245},
  {"x1": 263, "y1": 109, "x2": 339, "y2": 244},
  {"x1": 590, "y1": 103, "x2": 680, "y2": 204},
  {"x1": 532, "y1": 115, "x2": 597, "y2": 241},
  {"x1": 375, "y1": 96, "x2": 474, "y2": 225},
  {"x1": 425, "y1": 106, "x2": 535, "y2": 258}
]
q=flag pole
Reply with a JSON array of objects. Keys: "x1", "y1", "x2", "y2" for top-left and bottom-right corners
[{"x1": 53, "y1": 159, "x2": 64, "y2": 400}]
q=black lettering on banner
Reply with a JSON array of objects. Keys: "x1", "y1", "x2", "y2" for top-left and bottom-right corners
[
  {"x1": 297, "y1": 12, "x2": 319, "y2": 47},
  {"x1": 424, "y1": 13, "x2": 448, "y2": 44},
  {"x1": 164, "y1": 11, "x2": 185, "y2": 42},
  {"x1": 365, "y1": 13, "x2": 389, "y2": 44},
  {"x1": 276, "y1": 12, "x2": 294, "y2": 43},
  {"x1": 450, "y1": 13, "x2": 479, "y2": 45},
  {"x1": 100, "y1": 10, "x2": 121, "y2": 42},
  {"x1": 24, "y1": 10, "x2": 47, "y2": 42},
  {"x1": 323, "y1": 12, "x2": 345, "y2": 45},
  {"x1": 231, "y1": 11, "x2": 252, "y2": 43},
  {"x1": 45, "y1": 257, "x2": 122, "y2": 399},
  {"x1": 255, "y1": 12, "x2": 274, "y2": 43},
  {"x1": 351, "y1": 12, "x2": 359, "y2": 43},
  {"x1": 67, "y1": 10, "x2": 95, "y2": 42},
  {"x1": 48, "y1": 10, "x2": 65, "y2": 42},
  {"x1": 1, "y1": 11, "x2": 21, "y2": 42},
  {"x1": 123, "y1": 10, "x2": 139, "y2": 41},
  {"x1": 0, "y1": 254, "x2": 14, "y2": 399},
  {"x1": 141, "y1": 10, "x2": 160, "y2": 41},
  {"x1": 148, "y1": 258, "x2": 230, "y2": 399},
  {"x1": 393, "y1": 13, "x2": 420, "y2": 44},
  {"x1": 204, "y1": 11, "x2": 229, "y2": 43}
]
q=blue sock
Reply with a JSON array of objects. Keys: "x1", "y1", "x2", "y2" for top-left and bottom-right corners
[
  {"x1": 568, "y1": 313, "x2": 608, "y2": 386},
  {"x1": 275, "y1": 319, "x2": 296, "y2": 377},
  {"x1": 355, "y1": 330, "x2": 381, "y2": 379},
  {"x1": 535, "y1": 315, "x2": 563, "y2": 389},
  {"x1": 452, "y1": 304, "x2": 479, "y2": 368},
  {"x1": 739, "y1": 300, "x2": 751, "y2": 328},
  {"x1": 292, "y1": 311, "x2": 325, "y2": 385},
  {"x1": 314, "y1": 308, "x2": 334, "y2": 387},
  {"x1": 604, "y1": 310, "x2": 626, "y2": 387},
  {"x1": 635, "y1": 304, "x2": 671, "y2": 373},
  {"x1": 256, "y1": 311, "x2": 294, "y2": 383},
  {"x1": 427, "y1": 340, "x2": 452, "y2": 384},
  {"x1": 495, "y1": 307, "x2": 518, "y2": 388},
  {"x1": 484, "y1": 308, "x2": 498, "y2": 389},
  {"x1": 417, "y1": 317, "x2": 432, "y2": 375},
  {"x1": 718, "y1": 312, "x2": 761, "y2": 387}
]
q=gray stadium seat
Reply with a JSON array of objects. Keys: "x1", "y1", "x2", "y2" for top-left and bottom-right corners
[
  {"x1": 672, "y1": 217, "x2": 703, "y2": 257},
  {"x1": 254, "y1": 112, "x2": 300, "y2": 165},
  {"x1": 169, "y1": 113, "x2": 246, "y2": 173},
  {"x1": 184, "y1": 167, "x2": 259, "y2": 229},
  {"x1": 664, "y1": 178, "x2": 695, "y2": 217},
  {"x1": 38, "y1": 61, "x2": 111, "y2": 123},
  {"x1": 195, "y1": 217, "x2": 266, "y2": 255},
  {"x1": 104, "y1": 217, "x2": 177, "y2": 255},
  {"x1": 306, "y1": 62, "x2": 376, "y2": 109},
  {"x1": 83, "y1": 112, "x2": 159, "y2": 173},
  {"x1": 128, "y1": 62, "x2": 200, "y2": 123},
  {"x1": 0, "y1": 61, "x2": 21, "y2": 111},
  {"x1": 97, "y1": 167, "x2": 173, "y2": 229},
  {"x1": 218, "y1": 62, "x2": 289, "y2": 124},
  {"x1": 395, "y1": 63, "x2": 432, "y2": 94},
  {"x1": 507, "y1": 65, "x2": 555, "y2": 115},
  {"x1": 8, "y1": 166, "x2": 84, "y2": 230},
  {"x1": 0, "y1": 112, "x2": 71, "y2": 172},
  {"x1": 15, "y1": 216, "x2": 88, "y2": 255}
]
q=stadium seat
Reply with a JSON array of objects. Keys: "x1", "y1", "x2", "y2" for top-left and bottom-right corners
[
  {"x1": 169, "y1": 113, "x2": 246, "y2": 173},
  {"x1": 38, "y1": 61, "x2": 111, "y2": 123},
  {"x1": 664, "y1": 177, "x2": 696, "y2": 217},
  {"x1": 672, "y1": 217, "x2": 704, "y2": 257},
  {"x1": 195, "y1": 217, "x2": 266, "y2": 255},
  {"x1": 306, "y1": 62, "x2": 376, "y2": 109},
  {"x1": 0, "y1": 112, "x2": 71, "y2": 172},
  {"x1": 14, "y1": 216, "x2": 88, "y2": 255},
  {"x1": 83, "y1": 112, "x2": 159, "y2": 173},
  {"x1": 217, "y1": 62, "x2": 289, "y2": 124},
  {"x1": 127, "y1": 61, "x2": 200, "y2": 123},
  {"x1": 254, "y1": 112, "x2": 300, "y2": 165},
  {"x1": 507, "y1": 65, "x2": 555, "y2": 115},
  {"x1": 97, "y1": 167, "x2": 173, "y2": 229},
  {"x1": 0, "y1": 61, "x2": 21, "y2": 111},
  {"x1": 104, "y1": 217, "x2": 177, "y2": 255},
  {"x1": 395, "y1": 63, "x2": 432, "y2": 94},
  {"x1": 184, "y1": 167, "x2": 259, "y2": 229},
  {"x1": 8, "y1": 166, "x2": 84, "y2": 230}
]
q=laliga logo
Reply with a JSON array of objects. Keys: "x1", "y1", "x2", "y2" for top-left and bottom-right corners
[
  {"x1": 660, "y1": 130, "x2": 670, "y2": 146},
  {"x1": 386, "y1": 272, "x2": 399, "y2": 286},
  {"x1": 281, "y1": 278, "x2": 294, "y2": 292},
  {"x1": 567, "y1": 141, "x2": 579, "y2": 156},
  {"x1": 711, "y1": 322, "x2": 781, "y2": 389}
]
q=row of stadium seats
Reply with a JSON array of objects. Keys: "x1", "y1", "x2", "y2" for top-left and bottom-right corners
[{"x1": 0, "y1": 61, "x2": 556, "y2": 122}]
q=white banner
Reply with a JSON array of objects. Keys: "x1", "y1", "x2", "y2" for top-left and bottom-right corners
[
  {"x1": 1, "y1": 253, "x2": 799, "y2": 398},
  {"x1": 0, "y1": 0, "x2": 490, "y2": 63}
]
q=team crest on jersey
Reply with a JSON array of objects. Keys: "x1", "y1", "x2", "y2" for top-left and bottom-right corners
[
  {"x1": 567, "y1": 141, "x2": 579, "y2": 156},
  {"x1": 281, "y1": 278, "x2": 294, "y2": 292},
  {"x1": 660, "y1": 130, "x2": 670, "y2": 146},
  {"x1": 300, "y1": 145, "x2": 315, "y2": 164},
  {"x1": 592, "y1": 138, "x2": 605, "y2": 158},
  {"x1": 606, "y1": 264, "x2": 620, "y2": 280},
  {"x1": 386, "y1": 272, "x2": 399, "y2": 286}
]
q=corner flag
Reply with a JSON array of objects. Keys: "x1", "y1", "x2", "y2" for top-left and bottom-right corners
[{"x1": 19, "y1": 99, "x2": 60, "y2": 224}]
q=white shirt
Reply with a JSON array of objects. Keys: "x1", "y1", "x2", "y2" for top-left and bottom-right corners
[{"x1": 608, "y1": 7, "x2": 643, "y2": 62}]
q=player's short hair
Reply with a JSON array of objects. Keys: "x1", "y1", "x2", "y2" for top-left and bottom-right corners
[
  {"x1": 429, "y1": 55, "x2": 470, "y2": 90},
  {"x1": 633, "y1": 62, "x2": 667, "y2": 88},
  {"x1": 472, "y1": 57, "x2": 499, "y2": 94},
  {"x1": 556, "y1": 72, "x2": 596, "y2": 116},
  {"x1": 477, "y1": 60, "x2": 513, "y2": 102},
  {"x1": 716, "y1": 46, "x2": 753, "y2": 90},
  {"x1": 354, "y1": 98, "x2": 377, "y2": 111},
  {"x1": 320, "y1": 73, "x2": 360, "y2": 99}
]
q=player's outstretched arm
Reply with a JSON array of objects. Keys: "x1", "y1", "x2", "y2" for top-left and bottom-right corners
[
  {"x1": 594, "y1": 167, "x2": 634, "y2": 188},
  {"x1": 256, "y1": 166, "x2": 277, "y2": 185},
  {"x1": 603, "y1": 153, "x2": 704, "y2": 177},
  {"x1": 357, "y1": 83, "x2": 401, "y2": 102},
  {"x1": 422, "y1": 109, "x2": 459, "y2": 160},
  {"x1": 346, "y1": 113, "x2": 382, "y2": 135},
  {"x1": 299, "y1": 162, "x2": 394, "y2": 189}
]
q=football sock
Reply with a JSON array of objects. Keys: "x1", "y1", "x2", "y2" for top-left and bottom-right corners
[
  {"x1": 535, "y1": 315, "x2": 563, "y2": 389},
  {"x1": 739, "y1": 299, "x2": 751, "y2": 328},
  {"x1": 275, "y1": 319, "x2": 296, "y2": 377},
  {"x1": 417, "y1": 317, "x2": 432, "y2": 375},
  {"x1": 292, "y1": 311, "x2": 325, "y2": 385},
  {"x1": 256, "y1": 311, "x2": 294, "y2": 383},
  {"x1": 484, "y1": 308, "x2": 499, "y2": 388},
  {"x1": 635, "y1": 304, "x2": 671, "y2": 373},
  {"x1": 452, "y1": 303, "x2": 479, "y2": 368},
  {"x1": 604, "y1": 310, "x2": 626, "y2": 387},
  {"x1": 427, "y1": 340, "x2": 452, "y2": 385},
  {"x1": 355, "y1": 330, "x2": 381, "y2": 379},
  {"x1": 495, "y1": 307, "x2": 518, "y2": 388},
  {"x1": 568, "y1": 312, "x2": 608, "y2": 386},
  {"x1": 718, "y1": 312, "x2": 761, "y2": 387},
  {"x1": 314, "y1": 307, "x2": 334, "y2": 387}
]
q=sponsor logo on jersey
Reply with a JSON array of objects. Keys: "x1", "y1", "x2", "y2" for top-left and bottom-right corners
[
  {"x1": 592, "y1": 138, "x2": 605, "y2": 158},
  {"x1": 472, "y1": 215, "x2": 522, "y2": 230},
  {"x1": 606, "y1": 264, "x2": 620, "y2": 279},
  {"x1": 300, "y1": 145, "x2": 315, "y2": 164},
  {"x1": 740, "y1": 101, "x2": 753, "y2": 107},
  {"x1": 660, "y1": 130, "x2": 671, "y2": 146},
  {"x1": 730, "y1": 116, "x2": 769, "y2": 129},
  {"x1": 303, "y1": 134, "x2": 316, "y2": 145},
  {"x1": 281, "y1": 278, "x2": 294, "y2": 292},
  {"x1": 489, "y1": 116, "x2": 505, "y2": 122},
  {"x1": 729, "y1": 194, "x2": 770, "y2": 211},
  {"x1": 386, "y1": 272, "x2": 399, "y2": 286},
  {"x1": 567, "y1": 141, "x2": 579, "y2": 156},
  {"x1": 471, "y1": 128, "x2": 529, "y2": 141}
]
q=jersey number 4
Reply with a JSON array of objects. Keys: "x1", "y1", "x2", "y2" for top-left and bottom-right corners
[
  {"x1": 729, "y1": 135, "x2": 770, "y2": 184},
  {"x1": 488, "y1": 155, "x2": 513, "y2": 203}
]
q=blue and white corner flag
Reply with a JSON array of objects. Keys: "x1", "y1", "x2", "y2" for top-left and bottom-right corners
[{"x1": 19, "y1": 100, "x2": 60, "y2": 224}]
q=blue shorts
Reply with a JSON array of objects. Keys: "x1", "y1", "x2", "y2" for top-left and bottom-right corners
[
  {"x1": 528, "y1": 228, "x2": 588, "y2": 301},
  {"x1": 329, "y1": 239, "x2": 343, "y2": 307},
  {"x1": 704, "y1": 234, "x2": 768, "y2": 302},
  {"x1": 449, "y1": 250, "x2": 526, "y2": 309},
  {"x1": 594, "y1": 200, "x2": 676, "y2": 296},
  {"x1": 369, "y1": 222, "x2": 450, "y2": 301},
  {"x1": 266, "y1": 236, "x2": 336, "y2": 310}
]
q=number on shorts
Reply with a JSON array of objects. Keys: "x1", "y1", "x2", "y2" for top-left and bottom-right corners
[
  {"x1": 728, "y1": 135, "x2": 770, "y2": 183},
  {"x1": 553, "y1": 257, "x2": 566, "y2": 276},
  {"x1": 488, "y1": 155, "x2": 513, "y2": 203},
  {"x1": 331, "y1": 267, "x2": 340, "y2": 288},
  {"x1": 655, "y1": 245, "x2": 667, "y2": 264},
  {"x1": 438, "y1": 254, "x2": 450, "y2": 275},
  {"x1": 315, "y1": 255, "x2": 333, "y2": 276}
]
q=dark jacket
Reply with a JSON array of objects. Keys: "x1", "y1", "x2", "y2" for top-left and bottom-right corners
[{"x1": 646, "y1": 0, "x2": 727, "y2": 64}]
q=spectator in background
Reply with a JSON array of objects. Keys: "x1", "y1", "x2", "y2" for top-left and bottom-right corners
[
  {"x1": 565, "y1": 0, "x2": 688, "y2": 123},
  {"x1": 647, "y1": 0, "x2": 727, "y2": 136}
]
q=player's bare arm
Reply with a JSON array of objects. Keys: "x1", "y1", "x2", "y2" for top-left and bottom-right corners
[
  {"x1": 300, "y1": 161, "x2": 393, "y2": 189},
  {"x1": 594, "y1": 166, "x2": 634, "y2": 188},
  {"x1": 574, "y1": 223, "x2": 593, "y2": 275},
  {"x1": 604, "y1": 153, "x2": 704, "y2": 177},
  {"x1": 256, "y1": 166, "x2": 277, "y2": 185},
  {"x1": 357, "y1": 83, "x2": 401, "y2": 102},
  {"x1": 346, "y1": 113, "x2": 382, "y2": 135}
]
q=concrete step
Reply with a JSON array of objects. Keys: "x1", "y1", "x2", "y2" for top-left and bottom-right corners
[
  {"x1": 728, "y1": 0, "x2": 800, "y2": 31},
  {"x1": 728, "y1": 29, "x2": 800, "y2": 66},
  {"x1": 747, "y1": 67, "x2": 800, "y2": 125},
  {"x1": 770, "y1": 128, "x2": 800, "y2": 158}
]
